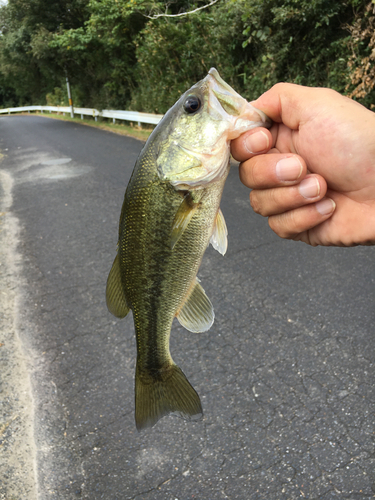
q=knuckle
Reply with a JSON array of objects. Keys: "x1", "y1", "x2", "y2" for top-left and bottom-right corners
[
  {"x1": 268, "y1": 187, "x2": 280, "y2": 207},
  {"x1": 249, "y1": 191, "x2": 262, "y2": 214},
  {"x1": 272, "y1": 82, "x2": 289, "y2": 93},
  {"x1": 252, "y1": 188, "x2": 280, "y2": 217},
  {"x1": 268, "y1": 216, "x2": 289, "y2": 239},
  {"x1": 250, "y1": 159, "x2": 264, "y2": 188},
  {"x1": 268, "y1": 210, "x2": 299, "y2": 239},
  {"x1": 239, "y1": 161, "x2": 255, "y2": 188},
  {"x1": 285, "y1": 208, "x2": 302, "y2": 235},
  {"x1": 268, "y1": 215, "x2": 283, "y2": 237},
  {"x1": 250, "y1": 190, "x2": 271, "y2": 217}
]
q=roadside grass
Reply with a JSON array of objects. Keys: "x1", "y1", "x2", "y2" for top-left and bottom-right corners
[{"x1": 21, "y1": 111, "x2": 154, "y2": 141}]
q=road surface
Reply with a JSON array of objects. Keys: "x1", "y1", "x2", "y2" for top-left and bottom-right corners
[{"x1": 0, "y1": 115, "x2": 374, "y2": 499}]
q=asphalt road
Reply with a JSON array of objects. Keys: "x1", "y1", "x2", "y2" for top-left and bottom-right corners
[{"x1": 0, "y1": 114, "x2": 374, "y2": 500}]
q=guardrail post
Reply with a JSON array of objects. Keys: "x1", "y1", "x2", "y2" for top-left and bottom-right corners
[
  {"x1": 113, "y1": 118, "x2": 115, "y2": 124},
  {"x1": 66, "y1": 74, "x2": 74, "y2": 118},
  {"x1": 81, "y1": 114, "x2": 83, "y2": 120},
  {"x1": 8, "y1": 109, "x2": 10, "y2": 115}
]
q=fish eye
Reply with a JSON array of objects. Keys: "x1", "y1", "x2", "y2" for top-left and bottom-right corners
[{"x1": 183, "y1": 95, "x2": 202, "y2": 114}]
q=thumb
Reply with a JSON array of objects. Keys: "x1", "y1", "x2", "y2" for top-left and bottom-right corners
[{"x1": 252, "y1": 83, "x2": 323, "y2": 130}]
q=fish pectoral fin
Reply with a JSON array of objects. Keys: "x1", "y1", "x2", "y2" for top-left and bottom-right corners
[
  {"x1": 171, "y1": 192, "x2": 199, "y2": 249},
  {"x1": 177, "y1": 279, "x2": 214, "y2": 333},
  {"x1": 106, "y1": 253, "x2": 130, "y2": 318},
  {"x1": 210, "y1": 208, "x2": 228, "y2": 256}
]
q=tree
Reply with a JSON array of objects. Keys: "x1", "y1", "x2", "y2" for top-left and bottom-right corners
[
  {"x1": 346, "y1": 1, "x2": 375, "y2": 108},
  {"x1": 0, "y1": 0, "x2": 372, "y2": 110},
  {"x1": 0, "y1": 0, "x2": 91, "y2": 106},
  {"x1": 238, "y1": 0, "x2": 365, "y2": 99},
  {"x1": 50, "y1": 0, "x2": 146, "y2": 108}
]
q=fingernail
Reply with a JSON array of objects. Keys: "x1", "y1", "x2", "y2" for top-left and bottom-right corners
[
  {"x1": 276, "y1": 157, "x2": 303, "y2": 181},
  {"x1": 299, "y1": 176, "x2": 320, "y2": 199},
  {"x1": 244, "y1": 131, "x2": 269, "y2": 154},
  {"x1": 316, "y1": 198, "x2": 336, "y2": 215}
]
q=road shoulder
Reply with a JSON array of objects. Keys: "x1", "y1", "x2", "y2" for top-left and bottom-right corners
[{"x1": 0, "y1": 169, "x2": 37, "y2": 500}]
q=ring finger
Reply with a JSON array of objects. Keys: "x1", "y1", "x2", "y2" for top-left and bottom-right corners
[{"x1": 250, "y1": 175, "x2": 328, "y2": 216}]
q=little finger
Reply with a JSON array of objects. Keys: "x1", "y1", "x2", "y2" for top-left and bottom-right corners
[{"x1": 268, "y1": 198, "x2": 336, "y2": 240}]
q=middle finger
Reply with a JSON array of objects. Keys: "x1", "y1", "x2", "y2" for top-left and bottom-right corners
[{"x1": 239, "y1": 153, "x2": 306, "y2": 190}]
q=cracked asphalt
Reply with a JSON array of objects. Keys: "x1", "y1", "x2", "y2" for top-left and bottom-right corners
[{"x1": 0, "y1": 114, "x2": 374, "y2": 499}]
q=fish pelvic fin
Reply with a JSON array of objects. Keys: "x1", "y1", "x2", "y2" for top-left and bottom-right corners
[
  {"x1": 106, "y1": 253, "x2": 130, "y2": 318},
  {"x1": 135, "y1": 363, "x2": 203, "y2": 431}
]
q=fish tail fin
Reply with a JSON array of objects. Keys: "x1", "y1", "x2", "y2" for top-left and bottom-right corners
[{"x1": 135, "y1": 362, "x2": 203, "y2": 431}]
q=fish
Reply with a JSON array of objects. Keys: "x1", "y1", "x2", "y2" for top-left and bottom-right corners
[{"x1": 106, "y1": 68, "x2": 271, "y2": 431}]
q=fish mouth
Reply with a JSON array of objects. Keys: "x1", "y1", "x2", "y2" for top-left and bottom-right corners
[
  {"x1": 206, "y1": 68, "x2": 272, "y2": 137},
  {"x1": 169, "y1": 69, "x2": 272, "y2": 189}
]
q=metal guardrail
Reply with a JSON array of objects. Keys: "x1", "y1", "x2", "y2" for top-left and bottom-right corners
[{"x1": 0, "y1": 105, "x2": 163, "y2": 126}]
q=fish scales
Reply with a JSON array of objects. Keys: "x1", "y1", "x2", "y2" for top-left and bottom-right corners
[
  {"x1": 106, "y1": 68, "x2": 271, "y2": 430},
  {"x1": 122, "y1": 154, "x2": 225, "y2": 368}
]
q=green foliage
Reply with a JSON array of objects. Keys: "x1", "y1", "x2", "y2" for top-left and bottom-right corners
[
  {"x1": 0, "y1": 0, "x2": 372, "y2": 110},
  {"x1": 0, "y1": 0, "x2": 91, "y2": 105},
  {"x1": 130, "y1": 0, "x2": 248, "y2": 112},
  {"x1": 46, "y1": 87, "x2": 67, "y2": 106},
  {"x1": 49, "y1": 0, "x2": 147, "y2": 108},
  {"x1": 346, "y1": 1, "x2": 375, "y2": 108},
  {"x1": 237, "y1": 0, "x2": 359, "y2": 99}
]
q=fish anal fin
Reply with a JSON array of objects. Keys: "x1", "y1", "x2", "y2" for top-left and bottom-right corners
[
  {"x1": 106, "y1": 253, "x2": 130, "y2": 318},
  {"x1": 210, "y1": 208, "x2": 228, "y2": 256},
  {"x1": 171, "y1": 193, "x2": 199, "y2": 249},
  {"x1": 177, "y1": 279, "x2": 214, "y2": 333},
  {"x1": 135, "y1": 363, "x2": 203, "y2": 431}
]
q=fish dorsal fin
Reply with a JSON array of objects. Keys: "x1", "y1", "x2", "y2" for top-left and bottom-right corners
[
  {"x1": 210, "y1": 208, "x2": 228, "y2": 255},
  {"x1": 106, "y1": 253, "x2": 130, "y2": 318},
  {"x1": 177, "y1": 279, "x2": 214, "y2": 333},
  {"x1": 171, "y1": 192, "x2": 199, "y2": 249}
]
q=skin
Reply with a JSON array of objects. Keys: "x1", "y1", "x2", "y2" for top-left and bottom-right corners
[{"x1": 230, "y1": 83, "x2": 375, "y2": 246}]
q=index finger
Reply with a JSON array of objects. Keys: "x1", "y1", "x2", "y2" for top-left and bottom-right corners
[{"x1": 231, "y1": 127, "x2": 273, "y2": 162}]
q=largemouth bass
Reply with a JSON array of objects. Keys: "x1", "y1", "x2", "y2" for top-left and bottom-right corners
[{"x1": 106, "y1": 68, "x2": 270, "y2": 430}]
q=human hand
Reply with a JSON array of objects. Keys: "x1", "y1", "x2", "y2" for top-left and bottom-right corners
[{"x1": 231, "y1": 83, "x2": 375, "y2": 246}]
